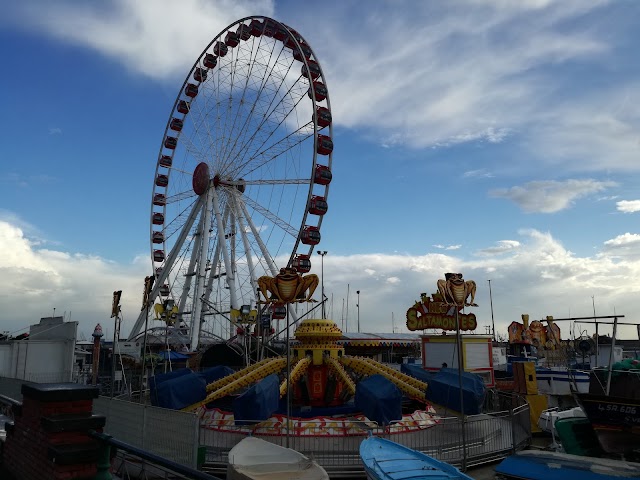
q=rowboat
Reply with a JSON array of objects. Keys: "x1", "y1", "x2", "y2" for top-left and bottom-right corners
[
  {"x1": 359, "y1": 436, "x2": 473, "y2": 480},
  {"x1": 227, "y1": 436, "x2": 329, "y2": 480},
  {"x1": 495, "y1": 449, "x2": 640, "y2": 479}
]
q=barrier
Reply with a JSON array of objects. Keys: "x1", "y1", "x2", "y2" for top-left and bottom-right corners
[{"x1": 93, "y1": 396, "x2": 200, "y2": 469}]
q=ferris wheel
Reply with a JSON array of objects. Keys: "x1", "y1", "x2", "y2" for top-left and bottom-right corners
[{"x1": 127, "y1": 17, "x2": 333, "y2": 349}]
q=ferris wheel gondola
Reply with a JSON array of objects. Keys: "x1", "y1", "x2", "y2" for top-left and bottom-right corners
[{"x1": 127, "y1": 17, "x2": 333, "y2": 349}]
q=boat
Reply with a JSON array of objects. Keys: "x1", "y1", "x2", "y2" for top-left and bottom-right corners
[
  {"x1": 227, "y1": 436, "x2": 329, "y2": 480},
  {"x1": 537, "y1": 406, "x2": 585, "y2": 434},
  {"x1": 570, "y1": 364, "x2": 640, "y2": 457},
  {"x1": 495, "y1": 449, "x2": 640, "y2": 480},
  {"x1": 574, "y1": 392, "x2": 640, "y2": 456},
  {"x1": 359, "y1": 436, "x2": 473, "y2": 480}
]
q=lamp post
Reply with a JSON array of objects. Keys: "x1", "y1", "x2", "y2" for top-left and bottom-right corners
[
  {"x1": 356, "y1": 290, "x2": 360, "y2": 333},
  {"x1": 317, "y1": 250, "x2": 327, "y2": 318}
]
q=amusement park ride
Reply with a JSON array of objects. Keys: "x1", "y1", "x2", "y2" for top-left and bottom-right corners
[{"x1": 124, "y1": 15, "x2": 334, "y2": 357}]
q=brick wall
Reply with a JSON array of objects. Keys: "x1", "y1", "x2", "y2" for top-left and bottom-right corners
[{"x1": 2, "y1": 383, "x2": 106, "y2": 480}]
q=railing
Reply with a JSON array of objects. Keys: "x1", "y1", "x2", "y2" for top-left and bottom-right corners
[
  {"x1": 199, "y1": 400, "x2": 531, "y2": 477},
  {"x1": 90, "y1": 431, "x2": 222, "y2": 480},
  {"x1": 93, "y1": 396, "x2": 201, "y2": 469}
]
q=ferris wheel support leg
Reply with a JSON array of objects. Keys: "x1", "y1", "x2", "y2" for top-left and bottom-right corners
[
  {"x1": 233, "y1": 195, "x2": 260, "y2": 304},
  {"x1": 240, "y1": 201, "x2": 280, "y2": 277},
  {"x1": 178, "y1": 214, "x2": 204, "y2": 324},
  {"x1": 191, "y1": 187, "x2": 215, "y2": 351},
  {"x1": 212, "y1": 186, "x2": 240, "y2": 310},
  {"x1": 202, "y1": 205, "x2": 231, "y2": 338},
  {"x1": 128, "y1": 196, "x2": 205, "y2": 341}
]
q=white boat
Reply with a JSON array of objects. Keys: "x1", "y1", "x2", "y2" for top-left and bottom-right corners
[
  {"x1": 227, "y1": 436, "x2": 329, "y2": 480},
  {"x1": 535, "y1": 367, "x2": 590, "y2": 396},
  {"x1": 537, "y1": 406, "x2": 586, "y2": 434}
]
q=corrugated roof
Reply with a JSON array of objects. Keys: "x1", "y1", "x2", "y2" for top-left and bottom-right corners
[{"x1": 339, "y1": 332, "x2": 421, "y2": 341}]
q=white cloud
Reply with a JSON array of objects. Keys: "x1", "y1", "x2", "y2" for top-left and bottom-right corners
[
  {"x1": 489, "y1": 179, "x2": 617, "y2": 213},
  {"x1": 48, "y1": 127, "x2": 62, "y2": 135},
  {"x1": 463, "y1": 169, "x2": 495, "y2": 179},
  {"x1": 0, "y1": 221, "x2": 148, "y2": 338},
  {"x1": 433, "y1": 244, "x2": 462, "y2": 251},
  {"x1": 7, "y1": 0, "x2": 275, "y2": 79},
  {"x1": 601, "y1": 233, "x2": 640, "y2": 260},
  {"x1": 476, "y1": 240, "x2": 521, "y2": 256},
  {"x1": 2, "y1": 218, "x2": 640, "y2": 340},
  {"x1": 617, "y1": 200, "x2": 640, "y2": 213}
]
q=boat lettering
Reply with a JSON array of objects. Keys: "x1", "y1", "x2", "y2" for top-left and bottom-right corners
[
  {"x1": 599, "y1": 404, "x2": 618, "y2": 412},
  {"x1": 620, "y1": 406, "x2": 636, "y2": 414}
]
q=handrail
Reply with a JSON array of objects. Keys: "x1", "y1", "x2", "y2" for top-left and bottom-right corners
[{"x1": 89, "y1": 430, "x2": 222, "y2": 480}]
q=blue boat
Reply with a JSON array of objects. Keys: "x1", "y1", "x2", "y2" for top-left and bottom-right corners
[
  {"x1": 495, "y1": 450, "x2": 640, "y2": 480},
  {"x1": 359, "y1": 437, "x2": 474, "y2": 480}
]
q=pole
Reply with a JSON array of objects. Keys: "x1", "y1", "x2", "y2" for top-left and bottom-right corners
[
  {"x1": 357, "y1": 290, "x2": 360, "y2": 333},
  {"x1": 285, "y1": 307, "x2": 291, "y2": 448},
  {"x1": 317, "y1": 251, "x2": 327, "y2": 318},
  {"x1": 140, "y1": 304, "x2": 149, "y2": 404},
  {"x1": 455, "y1": 307, "x2": 468, "y2": 471},
  {"x1": 606, "y1": 316, "x2": 618, "y2": 396},
  {"x1": 111, "y1": 314, "x2": 120, "y2": 397},
  {"x1": 593, "y1": 296, "x2": 599, "y2": 368},
  {"x1": 488, "y1": 280, "x2": 496, "y2": 342}
]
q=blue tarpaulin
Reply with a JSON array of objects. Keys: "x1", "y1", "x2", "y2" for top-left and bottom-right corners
[
  {"x1": 233, "y1": 374, "x2": 280, "y2": 426},
  {"x1": 153, "y1": 372, "x2": 207, "y2": 410},
  {"x1": 401, "y1": 364, "x2": 485, "y2": 414},
  {"x1": 157, "y1": 351, "x2": 190, "y2": 361},
  {"x1": 149, "y1": 368, "x2": 192, "y2": 406},
  {"x1": 401, "y1": 363, "x2": 435, "y2": 384},
  {"x1": 355, "y1": 374, "x2": 402, "y2": 426},
  {"x1": 198, "y1": 365, "x2": 234, "y2": 385}
]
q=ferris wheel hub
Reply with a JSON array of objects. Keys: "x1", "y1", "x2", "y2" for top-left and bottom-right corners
[{"x1": 192, "y1": 162, "x2": 210, "y2": 195}]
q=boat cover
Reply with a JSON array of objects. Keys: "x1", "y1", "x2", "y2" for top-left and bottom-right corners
[
  {"x1": 153, "y1": 371, "x2": 207, "y2": 410},
  {"x1": 402, "y1": 365, "x2": 485, "y2": 415},
  {"x1": 355, "y1": 374, "x2": 402, "y2": 426},
  {"x1": 233, "y1": 373, "x2": 280, "y2": 425},
  {"x1": 149, "y1": 368, "x2": 192, "y2": 406}
]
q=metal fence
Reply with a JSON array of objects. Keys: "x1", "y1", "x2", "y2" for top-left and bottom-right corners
[
  {"x1": 93, "y1": 397, "x2": 201, "y2": 469},
  {"x1": 199, "y1": 397, "x2": 531, "y2": 478}
]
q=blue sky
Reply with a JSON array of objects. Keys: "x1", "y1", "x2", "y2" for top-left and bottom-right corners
[{"x1": 1, "y1": 0, "x2": 639, "y2": 342}]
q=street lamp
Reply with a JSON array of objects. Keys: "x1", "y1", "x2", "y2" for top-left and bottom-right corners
[
  {"x1": 356, "y1": 290, "x2": 360, "y2": 333},
  {"x1": 317, "y1": 251, "x2": 327, "y2": 318}
]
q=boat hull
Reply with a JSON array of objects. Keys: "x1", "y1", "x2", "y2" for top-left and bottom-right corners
[
  {"x1": 359, "y1": 437, "x2": 474, "y2": 480},
  {"x1": 227, "y1": 436, "x2": 329, "y2": 480},
  {"x1": 496, "y1": 449, "x2": 640, "y2": 480},
  {"x1": 575, "y1": 393, "x2": 640, "y2": 455}
]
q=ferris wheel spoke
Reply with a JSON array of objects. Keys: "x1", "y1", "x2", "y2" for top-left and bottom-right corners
[
  {"x1": 243, "y1": 195, "x2": 300, "y2": 238},
  {"x1": 218, "y1": 41, "x2": 293, "y2": 173},
  {"x1": 239, "y1": 121, "x2": 314, "y2": 178},
  {"x1": 239, "y1": 199, "x2": 280, "y2": 277},
  {"x1": 226, "y1": 76, "x2": 313, "y2": 177},
  {"x1": 215, "y1": 37, "x2": 268, "y2": 170}
]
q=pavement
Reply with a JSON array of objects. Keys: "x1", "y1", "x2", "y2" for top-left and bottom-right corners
[{"x1": 466, "y1": 460, "x2": 501, "y2": 479}]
